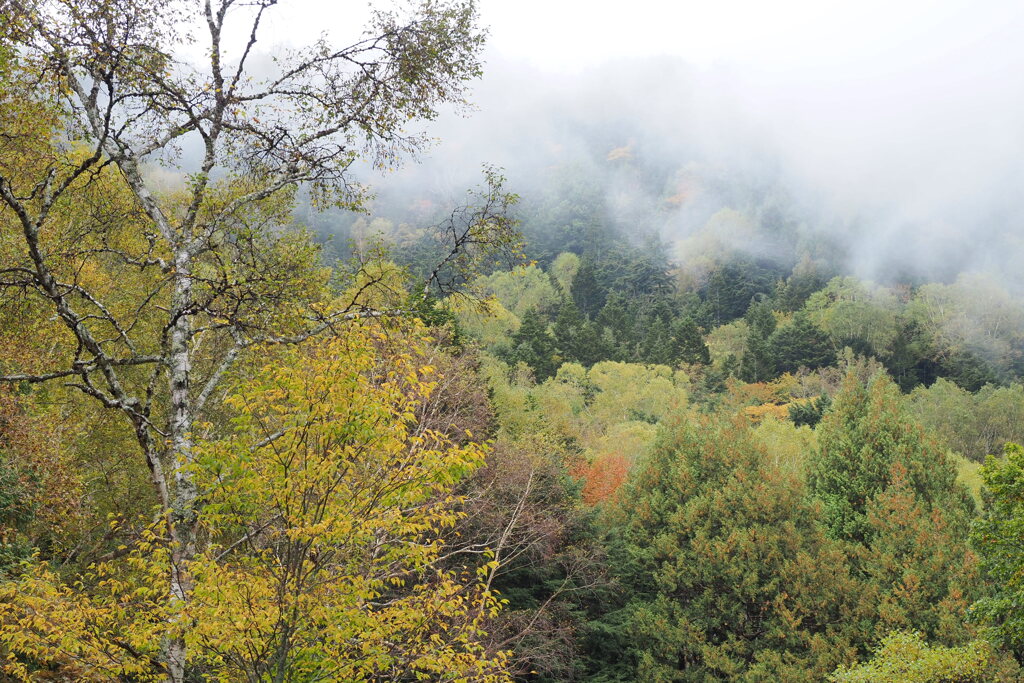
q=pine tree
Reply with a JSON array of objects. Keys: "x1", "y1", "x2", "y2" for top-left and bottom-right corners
[
  {"x1": 552, "y1": 299, "x2": 609, "y2": 367},
  {"x1": 789, "y1": 395, "x2": 831, "y2": 428},
  {"x1": 740, "y1": 299, "x2": 779, "y2": 382},
  {"x1": 553, "y1": 298, "x2": 587, "y2": 362},
  {"x1": 571, "y1": 259, "x2": 607, "y2": 319},
  {"x1": 638, "y1": 317, "x2": 672, "y2": 365},
  {"x1": 509, "y1": 309, "x2": 559, "y2": 381},
  {"x1": 771, "y1": 312, "x2": 834, "y2": 374},
  {"x1": 810, "y1": 371, "x2": 980, "y2": 649},
  {"x1": 809, "y1": 372, "x2": 973, "y2": 546},
  {"x1": 588, "y1": 417, "x2": 862, "y2": 681},
  {"x1": 596, "y1": 292, "x2": 630, "y2": 339},
  {"x1": 671, "y1": 317, "x2": 711, "y2": 366},
  {"x1": 857, "y1": 472, "x2": 980, "y2": 645}
]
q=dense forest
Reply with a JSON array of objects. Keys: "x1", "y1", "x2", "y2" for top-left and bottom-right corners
[{"x1": 2, "y1": 0, "x2": 1024, "y2": 681}]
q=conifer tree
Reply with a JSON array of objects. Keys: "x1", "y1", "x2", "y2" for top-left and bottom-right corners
[
  {"x1": 671, "y1": 317, "x2": 711, "y2": 366},
  {"x1": 740, "y1": 300, "x2": 779, "y2": 382},
  {"x1": 552, "y1": 298, "x2": 607, "y2": 366},
  {"x1": 571, "y1": 259, "x2": 607, "y2": 319},
  {"x1": 589, "y1": 416, "x2": 862, "y2": 681},
  {"x1": 771, "y1": 312, "x2": 834, "y2": 374},
  {"x1": 810, "y1": 371, "x2": 980, "y2": 648},
  {"x1": 508, "y1": 309, "x2": 559, "y2": 381},
  {"x1": 596, "y1": 293, "x2": 631, "y2": 339},
  {"x1": 809, "y1": 372, "x2": 973, "y2": 546},
  {"x1": 638, "y1": 317, "x2": 673, "y2": 366}
]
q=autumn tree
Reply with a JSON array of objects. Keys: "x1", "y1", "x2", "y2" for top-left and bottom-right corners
[
  {"x1": 0, "y1": 321, "x2": 511, "y2": 680},
  {"x1": 830, "y1": 631, "x2": 996, "y2": 683},
  {"x1": 450, "y1": 434, "x2": 604, "y2": 681},
  {"x1": 0, "y1": 0, "x2": 518, "y2": 679}
]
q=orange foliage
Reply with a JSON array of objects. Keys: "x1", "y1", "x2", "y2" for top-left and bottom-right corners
[
  {"x1": 576, "y1": 453, "x2": 631, "y2": 505},
  {"x1": 663, "y1": 174, "x2": 702, "y2": 207}
]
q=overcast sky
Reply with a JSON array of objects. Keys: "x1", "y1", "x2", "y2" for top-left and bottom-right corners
[
  {"x1": 482, "y1": 0, "x2": 1021, "y2": 72},
  {"x1": 260, "y1": 0, "x2": 1024, "y2": 187},
  {"x1": 263, "y1": 1, "x2": 1024, "y2": 74}
]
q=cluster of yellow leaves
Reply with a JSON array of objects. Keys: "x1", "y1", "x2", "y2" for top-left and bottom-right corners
[
  {"x1": 0, "y1": 523, "x2": 171, "y2": 681},
  {"x1": 830, "y1": 630, "x2": 993, "y2": 682},
  {"x1": 0, "y1": 321, "x2": 510, "y2": 681}
]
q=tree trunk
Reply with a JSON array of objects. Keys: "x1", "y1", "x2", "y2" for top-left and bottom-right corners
[{"x1": 166, "y1": 249, "x2": 197, "y2": 683}]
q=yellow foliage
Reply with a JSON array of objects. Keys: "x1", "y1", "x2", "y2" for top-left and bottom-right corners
[
  {"x1": 450, "y1": 296, "x2": 521, "y2": 347},
  {"x1": 0, "y1": 322, "x2": 510, "y2": 681},
  {"x1": 485, "y1": 357, "x2": 689, "y2": 503},
  {"x1": 743, "y1": 402, "x2": 791, "y2": 423},
  {"x1": 606, "y1": 143, "x2": 634, "y2": 161},
  {"x1": 751, "y1": 417, "x2": 817, "y2": 475}
]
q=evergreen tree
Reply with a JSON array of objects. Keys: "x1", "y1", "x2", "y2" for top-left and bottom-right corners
[
  {"x1": 553, "y1": 298, "x2": 609, "y2": 367},
  {"x1": 553, "y1": 298, "x2": 587, "y2": 360},
  {"x1": 775, "y1": 263, "x2": 830, "y2": 312},
  {"x1": 857, "y1": 473, "x2": 980, "y2": 644},
  {"x1": 809, "y1": 372, "x2": 973, "y2": 546},
  {"x1": 739, "y1": 299, "x2": 778, "y2": 382},
  {"x1": 671, "y1": 317, "x2": 711, "y2": 366},
  {"x1": 771, "y1": 312, "x2": 834, "y2": 374},
  {"x1": 571, "y1": 259, "x2": 607, "y2": 318},
  {"x1": 789, "y1": 394, "x2": 831, "y2": 428},
  {"x1": 638, "y1": 317, "x2": 673, "y2": 366},
  {"x1": 596, "y1": 292, "x2": 631, "y2": 340},
  {"x1": 809, "y1": 372, "x2": 981, "y2": 651},
  {"x1": 970, "y1": 443, "x2": 1024, "y2": 657},
  {"x1": 746, "y1": 298, "x2": 778, "y2": 338},
  {"x1": 508, "y1": 309, "x2": 559, "y2": 381},
  {"x1": 941, "y1": 349, "x2": 1000, "y2": 392},
  {"x1": 880, "y1": 320, "x2": 937, "y2": 392},
  {"x1": 699, "y1": 258, "x2": 786, "y2": 326},
  {"x1": 595, "y1": 292, "x2": 632, "y2": 361},
  {"x1": 610, "y1": 249, "x2": 674, "y2": 298},
  {"x1": 587, "y1": 417, "x2": 863, "y2": 681}
]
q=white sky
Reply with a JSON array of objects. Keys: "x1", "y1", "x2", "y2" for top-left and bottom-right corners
[{"x1": 262, "y1": 0, "x2": 1023, "y2": 74}]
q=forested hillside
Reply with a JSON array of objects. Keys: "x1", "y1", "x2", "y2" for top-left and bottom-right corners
[{"x1": 2, "y1": 0, "x2": 1024, "y2": 681}]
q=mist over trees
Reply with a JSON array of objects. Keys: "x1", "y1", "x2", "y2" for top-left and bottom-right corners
[{"x1": 3, "y1": 0, "x2": 1024, "y2": 681}]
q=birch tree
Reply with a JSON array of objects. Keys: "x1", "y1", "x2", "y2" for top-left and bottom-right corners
[{"x1": 0, "y1": 0, "x2": 515, "y2": 679}]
